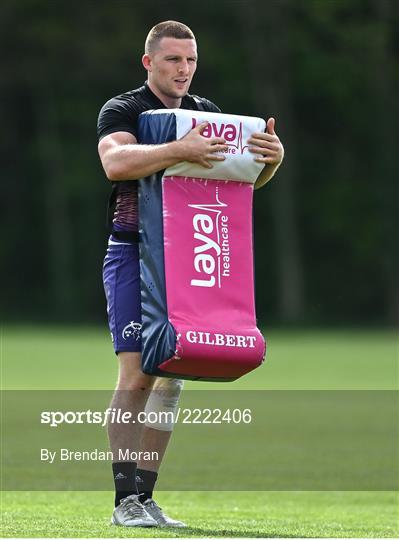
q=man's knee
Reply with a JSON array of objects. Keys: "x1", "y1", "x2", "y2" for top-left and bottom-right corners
[
  {"x1": 116, "y1": 351, "x2": 154, "y2": 391},
  {"x1": 144, "y1": 378, "x2": 184, "y2": 431},
  {"x1": 152, "y1": 377, "x2": 184, "y2": 396}
]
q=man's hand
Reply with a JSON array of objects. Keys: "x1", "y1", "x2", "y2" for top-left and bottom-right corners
[
  {"x1": 248, "y1": 117, "x2": 284, "y2": 166},
  {"x1": 177, "y1": 122, "x2": 228, "y2": 168},
  {"x1": 249, "y1": 118, "x2": 284, "y2": 189}
]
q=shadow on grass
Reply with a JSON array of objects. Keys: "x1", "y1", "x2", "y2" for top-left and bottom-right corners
[
  {"x1": 101, "y1": 523, "x2": 310, "y2": 538},
  {"x1": 161, "y1": 526, "x2": 305, "y2": 538}
]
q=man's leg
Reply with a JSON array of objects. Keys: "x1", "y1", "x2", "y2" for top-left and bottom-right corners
[
  {"x1": 108, "y1": 351, "x2": 160, "y2": 527},
  {"x1": 140, "y1": 377, "x2": 183, "y2": 464},
  {"x1": 136, "y1": 429, "x2": 171, "y2": 501},
  {"x1": 108, "y1": 351, "x2": 154, "y2": 505},
  {"x1": 137, "y1": 428, "x2": 172, "y2": 471},
  {"x1": 109, "y1": 356, "x2": 185, "y2": 527},
  {"x1": 136, "y1": 378, "x2": 178, "y2": 498},
  {"x1": 135, "y1": 377, "x2": 187, "y2": 527}
]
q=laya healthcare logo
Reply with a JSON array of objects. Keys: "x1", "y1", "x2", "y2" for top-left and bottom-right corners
[
  {"x1": 189, "y1": 186, "x2": 230, "y2": 288},
  {"x1": 191, "y1": 118, "x2": 248, "y2": 155},
  {"x1": 122, "y1": 321, "x2": 142, "y2": 341}
]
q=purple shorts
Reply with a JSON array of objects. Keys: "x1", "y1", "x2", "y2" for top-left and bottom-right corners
[{"x1": 103, "y1": 238, "x2": 142, "y2": 354}]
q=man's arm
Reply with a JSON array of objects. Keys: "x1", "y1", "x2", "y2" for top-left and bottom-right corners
[
  {"x1": 249, "y1": 118, "x2": 285, "y2": 190},
  {"x1": 98, "y1": 122, "x2": 228, "y2": 181}
]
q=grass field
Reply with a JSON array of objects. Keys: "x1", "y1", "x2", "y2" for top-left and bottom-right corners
[
  {"x1": 2, "y1": 491, "x2": 397, "y2": 538},
  {"x1": 1, "y1": 325, "x2": 398, "y2": 538},
  {"x1": 2, "y1": 325, "x2": 397, "y2": 390}
]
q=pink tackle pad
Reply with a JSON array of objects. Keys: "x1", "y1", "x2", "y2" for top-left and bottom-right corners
[
  {"x1": 138, "y1": 109, "x2": 266, "y2": 381},
  {"x1": 160, "y1": 176, "x2": 265, "y2": 379}
]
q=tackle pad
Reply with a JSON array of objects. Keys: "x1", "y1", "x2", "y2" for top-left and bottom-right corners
[{"x1": 138, "y1": 109, "x2": 266, "y2": 381}]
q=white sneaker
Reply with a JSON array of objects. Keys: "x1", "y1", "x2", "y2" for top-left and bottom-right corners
[
  {"x1": 111, "y1": 494, "x2": 157, "y2": 527},
  {"x1": 142, "y1": 498, "x2": 187, "y2": 528}
]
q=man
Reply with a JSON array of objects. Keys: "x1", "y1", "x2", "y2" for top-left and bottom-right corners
[{"x1": 97, "y1": 20, "x2": 284, "y2": 528}]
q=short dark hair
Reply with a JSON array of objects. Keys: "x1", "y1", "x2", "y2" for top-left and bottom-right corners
[{"x1": 145, "y1": 21, "x2": 195, "y2": 54}]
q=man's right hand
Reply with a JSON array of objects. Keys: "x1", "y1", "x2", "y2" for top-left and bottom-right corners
[{"x1": 177, "y1": 122, "x2": 228, "y2": 169}]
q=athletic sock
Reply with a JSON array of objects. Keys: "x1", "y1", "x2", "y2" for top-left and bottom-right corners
[
  {"x1": 136, "y1": 468, "x2": 158, "y2": 502},
  {"x1": 112, "y1": 461, "x2": 138, "y2": 507}
]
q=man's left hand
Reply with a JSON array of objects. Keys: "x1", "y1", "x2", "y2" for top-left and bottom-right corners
[{"x1": 248, "y1": 117, "x2": 284, "y2": 167}]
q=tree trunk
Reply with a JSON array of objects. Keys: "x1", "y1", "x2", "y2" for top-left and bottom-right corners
[{"x1": 371, "y1": 0, "x2": 398, "y2": 324}]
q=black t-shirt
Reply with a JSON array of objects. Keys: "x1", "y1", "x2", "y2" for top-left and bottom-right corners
[
  {"x1": 97, "y1": 82, "x2": 221, "y2": 231},
  {"x1": 97, "y1": 81, "x2": 220, "y2": 141}
]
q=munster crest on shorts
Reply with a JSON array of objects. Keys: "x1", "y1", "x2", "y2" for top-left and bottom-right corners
[{"x1": 122, "y1": 321, "x2": 142, "y2": 341}]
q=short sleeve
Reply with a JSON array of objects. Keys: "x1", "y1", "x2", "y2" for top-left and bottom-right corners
[
  {"x1": 97, "y1": 96, "x2": 139, "y2": 141},
  {"x1": 191, "y1": 95, "x2": 221, "y2": 114},
  {"x1": 203, "y1": 99, "x2": 221, "y2": 114}
]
